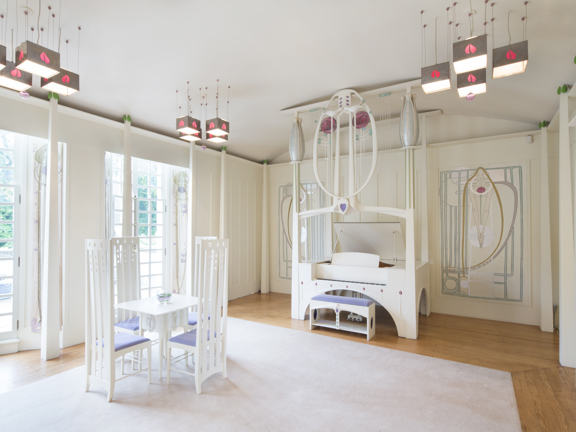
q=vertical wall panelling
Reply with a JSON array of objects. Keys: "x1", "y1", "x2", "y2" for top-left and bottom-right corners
[
  {"x1": 558, "y1": 93, "x2": 576, "y2": 367},
  {"x1": 41, "y1": 97, "x2": 60, "y2": 360},
  {"x1": 220, "y1": 148, "x2": 227, "y2": 239},
  {"x1": 186, "y1": 143, "x2": 196, "y2": 296},
  {"x1": 261, "y1": 161, "x2": 270, "y2": 293},
  {"x1": 122, "y1": 118, "x2": 132, "y2": 237},
  {"x1": 540, "y1": 127, "x2": 554, "y2": 332}
]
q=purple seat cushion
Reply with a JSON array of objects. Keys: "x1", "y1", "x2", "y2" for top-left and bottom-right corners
[
  {"x1": 312, "y1": 294, "x2": 374, "y2": 307},
  {"x1": 98, "y1": 333, "x2": 150, "y2": 352},
  {"x1": 115, "y1": 316, "x2": 140, "y2": 331},
  {"x1": 188, "y1": 312, "x2": 210, "y2": 326},
  {"x1": 169, "y1": 329, "x2": 218, "y2": 347}
]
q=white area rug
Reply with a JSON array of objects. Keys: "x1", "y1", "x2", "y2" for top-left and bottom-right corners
[{"x1": 1, "y1": 318, "x2": 521, "y2": 432}]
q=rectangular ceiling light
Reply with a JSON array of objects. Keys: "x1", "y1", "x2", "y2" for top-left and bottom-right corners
[
  {"x1": 206, "y1": 117, "x2": 229, "y2": 136},
  {"x1": 176, "y1": 115, "x2": 202, "y2": 134},
  {"x1": 16, "y1": 41, "x2": 60, "y2": 78},
  {"x1": 0, "y1": 45, "x2": 6, "y2": 71},
  {"x1": 453, "y1": 34, "x2": 488, "y2": 74},
  {"x1": 41, "y1": 68, "x2": 80, "y2": 95},
  {"x1": 207, "y1": 132, "x2": 228, "y2": 144},
  {"x1": 421, "y1": 62, "x2": 451, "y2": 94},
  {"x1": 456, "y1": 68, "x2": 487, "y2": 98},
  {"x1": 0, "y1": 61, "x2": 32, "y2": 91},
  {"x1": 493, "y1": 40, "x2": 528, "y2": 79},
  {"x1": 179, "y1": 131, "x2": 202, "y2": 142}
]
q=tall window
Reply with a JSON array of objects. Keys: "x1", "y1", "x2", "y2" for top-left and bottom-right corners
[{"x1": 0, "y1": 133, "x2": 19, "y2": 340}]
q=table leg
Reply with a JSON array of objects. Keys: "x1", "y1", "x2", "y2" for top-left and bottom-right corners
[{"x1": 158, "y1": 331, "x2": 164, "y2": 379}]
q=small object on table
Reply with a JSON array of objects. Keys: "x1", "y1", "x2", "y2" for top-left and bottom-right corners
[{"x1": 157, "y1": 292, "x2": 172, "y2": 304}]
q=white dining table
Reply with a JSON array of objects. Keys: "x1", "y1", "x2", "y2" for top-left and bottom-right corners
[{"x1": 116, "y1": 294, "x2": 198, "y2": 379}]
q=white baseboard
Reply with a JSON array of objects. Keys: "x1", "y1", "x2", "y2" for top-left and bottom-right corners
[{"x1": 0, "y1": 338, "x2": 20, "y2": 355}]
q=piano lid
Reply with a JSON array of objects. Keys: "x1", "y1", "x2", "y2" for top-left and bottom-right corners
[{"x1": 333, "y1": 222, "x2": 406, "y2": 261}]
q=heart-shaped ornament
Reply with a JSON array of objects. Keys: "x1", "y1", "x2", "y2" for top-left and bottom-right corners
[
  {"x1": 10, "y1": 69, "x2": 21, "y2": 78},
  {"x1": 209, "y1": 122, "x2": 215, "y2": 129},
  {"x1": 40, "y1": 52, "x2": 50, "y2": 64},
  {"x1": 340, "y1": 203, "x2": 347, "y2": 212},
  {"x1": 222, "y1": 123, "x2": 227, "y2": 130},
  {"x1": 506, "y1": 50, "x2": 516, "y2": 60},
  {"x1": 467, "y1": 74, "x2": 477, "y2": 83},
  {"x1": 18, "y1": 51, "x2": 24, "y2": 61},
  {"x1": 431, "y1": 69, "x2": 441, "y2": 78},
  {"x1": 465, "y1": 44, "x2": 477, "y2": 55},
  {"x1": 62, "y1": 74, "x2": 70, "y2": 83},
  {"x1": 179, "y1": 120, "x2": 185, "y2": 127}
]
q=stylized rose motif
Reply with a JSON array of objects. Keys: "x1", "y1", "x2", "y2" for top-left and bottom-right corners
[
  {"x1": 506, "y1": 50, "x2": 516, "y2": 60},
  {"x1": 40, "y1": 52, "x2": 50, "y2": 64},
  {"x1": 465, "y1": 44, "x2": 477, "y2": 54},
  {"x1": 431, "y1": 69, "x2": 441, "y2": 78},
  {"x1": 467, "y1": 74, "x2": 477, "y2": 83}
]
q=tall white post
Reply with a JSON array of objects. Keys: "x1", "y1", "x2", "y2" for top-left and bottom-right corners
[
  {"x1": 420, "y1": 116, "x2": 429, "y2": 263},
  {"x1": 122, "y1": 116, "x2": 133, "y2": 237},
  {"x1": 261, "y1": 160, "x2": 269, "y2": 293},
  {"x1": 41, "y1": 96, "x2": 61, "y2": 360},
  {"x1": 540, "y1": 127, "x2": 554, "y2": 332},
  {"x1": 219, "y1": 146, "x2": 227, "y2": 239},
  {"x1": 291, "y1": 161, "x2": 301, "y2": 319},
  {"x1": 186, "y1": 143, "x2": 197, "y2": 296},
  {"x1": 558, "y1": 91, "x2": 576, "y2": 367},
  {"x1": 404, "y1": 146, "x2": 417, "y2": 338}
]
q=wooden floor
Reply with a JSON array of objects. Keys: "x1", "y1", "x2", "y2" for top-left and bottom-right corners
[{"x1": 1, "y1": 292, "x2": 574, "y2": 431}]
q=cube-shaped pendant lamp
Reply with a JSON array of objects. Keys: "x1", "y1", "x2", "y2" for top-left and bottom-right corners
[
  {"x1": 493, "y1": 40, "x2": 528, "y2": 79},
  {"x1": 453, "y1": 34, "x2": 488, "y2": 74},
  {"x1": 179, "y1": 131, "x2": 202, "y2": 142},
  {"x1": 421, "y1": 62, "x2": 451, "y2": 94},
  {"x1": 176, "y1": 115, "x2": 202, "y2": 134},
  {"x1": 207, "y1": 131, "x2": 228, "y2": 144},
  {"x1": 456, "y1": 68, "x2": 487, "y2": 98},
  {"x1": 0, "y1": 61, "x2": 32, "y2": 91},
  {"x1": 16, "y1": 41, "x2": 60, "y2": 78},
  {"x1": 41, "y1": 68, "x2": 80, "y2": 95},
  {"x1": 0, "y1": 45, "x2": 6, "y2": 71},
  {"x1": 206, "y1": 117, "x2": 229, "y2": 137}
]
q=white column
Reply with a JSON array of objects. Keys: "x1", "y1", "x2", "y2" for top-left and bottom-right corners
[
  {"x1": 41, "y1": 96, "x2": 61, "y2": 360},
  {"x1": 122, "y1": 116, "x2": 132, "y2": 237},
  {"x1": 540, "y1": 127, "x2": 554, "y2": 332},
  {"x1": 558, "y1": 92, "x2": 576, "y2": 367},
  {"x1": 186, "y1": 143, "x2": 197, "y2": 296},
  {"x1": 261, "y1": 161, "x2": 269, "y2": 293},
  {"x1": 291, "y1": 161, "x2": 301, "y2": 319},
  {"x1": 404, "y1": 146, "x2": 417, "y2": 338},
  {"x1": 219, "y1": 147, "x2": 227, "y2": 239},
  {"x1": 420, "y1": 117, "x2": 429, "y2": 263}
]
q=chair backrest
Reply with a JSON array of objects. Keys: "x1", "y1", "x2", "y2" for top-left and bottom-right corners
[
  {"x1": 196, "y1": 237, "x2": 229, "y2": 374},
  {"x1": 85, "y1": 239, "x2": 114, "y2": 380},
  {"x1": 111, "y1": 237, "x2": 140, "y2": 323},
  {"x1": 193, "y1": 236, "x2": 218, "y2": 298}
]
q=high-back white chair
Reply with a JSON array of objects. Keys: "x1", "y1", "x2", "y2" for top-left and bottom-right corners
[
  {"x1": 187, "y1": 236, "x2": 218, "y2": 330},
  {"x1": 167, "y1": 237, "x2": 229, "y2": 394},
  {"x1": 111, "y1": 237, "x2": 141, "y2": 334},
  {"x1": 85, "y1": 239, "x2": 152, "y2": 402}
]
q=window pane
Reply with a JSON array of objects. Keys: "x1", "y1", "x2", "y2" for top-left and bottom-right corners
[
  {"x1": 112, "y1": 155, "x2": 123, "y2": 168},
  {"x1": 113, "y1": 183, "x2": 122, "y2": 195},
  {"x1": 0, "y1": 136, "x2": 14, "y2": 149},
  {"x1": 0, "y1": 169, "x2": 14, "y2": 185},
  {"x1": 151, "y1": 201, "x2": 160, "y2": 212},
  {"x1": 150, "y1": 250, "x2": 162, "y2": 262},
  {"x1": 114, "y1": 211, "x2": 122, "y2": 224},
  {"x1": 114, "y1": 197, "x2": 123, "y2": 210},
  {"x1": 154, "y1": 213, "x2": 163, "y2": 224},
  {"x1": 0, "y1": 315, "x2": 12, "y2": 333},
  {"x1": 150, "y1": 288, "x2": 161, "y2": 298},
  {"x1": 114, "y1": 225, "x2": 122, "y2": 237},
  {"x1": 0, "y1": 188, "x2": 14, "y2": 203},
  {"x1": 0, "y1": 205, "x2": 13, "y2": 221},
  {"x1": 140, "y1": 251, "x2": 150, "y2": 263},
  {"x1": 151, "y1": 164, "x2": 160, "y2": 175},
  {"x1": 139, "y1": 238, "x2": 149, "y2": 250},
  {"x1": 113, "y1": 169, "x2": 122, "y2": 181},
  {"x1": 150, "y1": 275, "x2": 162, "y2": 288},
  {"x1": 0, "y1": 260, "x2": 13, "y2": 277},
  {"x1": 139, "y1": 200, "x2": 149, "y2": 212},
  {"x1": 138, "y1": 188, "x2": 148, "y2": 199},
  {"x1": 0, "y1": 150, "x2": 14, "y2": 167},
  {"x1": 140, "y1": 277, "x2": 149, "y2": 289},
  {"x1": 150, "y1": 188, "x2": 161, "y2": 199},
  {"x1": 0, "y1": 243, "x2": 13, "y2": 258},
  {"x1": 151, "y1": 225, "x2": 163, "y2": 237},
  {"x1": 0, "y1": 278, "x2": 13, "y2": 295},
  {"x1": 150, "y1": 176, "x2": 161, "y2": 187},
  {"x1": 0, "y1": 224, "x2": 13, "y2": 240},
  {"x1": 141, "y1": 289, "x2": 150, "y2": 299},
  {"x1": 139, "y1": 213, "x2": 148, "y2": 224},
  {"x1": 138, "y1": 175, "x2": 148, "y2": 186},
  {"x1": 151, "y1": 263, "x2": 162, "y2": 275},
  {"x1": 151, "y1": 238, "x2": 163, "y2": 250},
  {"x1": 140, "y1": 264, "x2": 149, "y2": 276},
  {"x1": 138, "y1": 226, "x2": 148, "y2": 237},
  {"x1": 0, "y1": 297, "x2": 12, "y2": 314}
]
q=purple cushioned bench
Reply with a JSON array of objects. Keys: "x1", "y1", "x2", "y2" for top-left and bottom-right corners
[{"x1": 311, "y1": 294, "x2": 374, "y2": 307}]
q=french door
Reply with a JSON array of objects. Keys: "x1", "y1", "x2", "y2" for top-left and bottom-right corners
[{"x1": 0, "y1": 183, "x2": 19, "y2": 341}]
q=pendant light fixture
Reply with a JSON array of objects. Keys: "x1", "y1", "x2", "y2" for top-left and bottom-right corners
[
  {"x1": 453, "y1": 1, "x2": 488, "y2": 74},
  {"x1": 421, "y1": 11, "x2": 452, "y2": 94},
  {"x1": 176, "y1": 82, "x2": 202, "y2": 135},
  {"x1": 0, "y1": 29, "x2": 32, "y2": 91},
  {"x1": 16, "y1": 1, "x2": 60, "y2": 78},
  {"x1": 0, "y1": 13, "x2": 6, "y2": 71},
  {"x1": 206, "y1": 132, "x2": 228, "y2": 144},
  {"x1": 178, "y1": 132, "x2": 201, "y2": 142},
  {"x1": 42, "y1": 27, "x2": 81, "y2": 95},
  {"x1": 206, "y1": 79, "x2": 229, "y2": 138},
  {"x1": 492, "y1": 3, "x2": 529, "y2": 79},
  {"x1": 456, "y1": 68, "x2": 486, "y2": 97}
]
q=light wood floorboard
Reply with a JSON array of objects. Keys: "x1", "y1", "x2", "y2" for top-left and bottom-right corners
[{"x1": 1, "y1": 292, "x2": 574, "y2": 432}]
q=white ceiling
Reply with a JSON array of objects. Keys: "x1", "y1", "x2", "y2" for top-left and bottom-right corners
[{"x1": 9, "y1": 0, "x2": 576, "y2": 162}]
